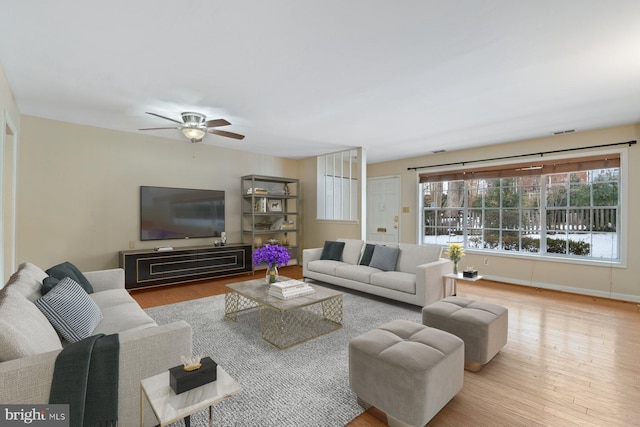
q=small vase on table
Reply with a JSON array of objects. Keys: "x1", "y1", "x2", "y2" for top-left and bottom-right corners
[{"x1": 266, "y1": 265, "x2": 278, "y2": 284}]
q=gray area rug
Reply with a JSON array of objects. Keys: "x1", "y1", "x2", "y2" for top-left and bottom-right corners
[{"x1": 145, "y1": 285, "x2": 422, "y2": 426}]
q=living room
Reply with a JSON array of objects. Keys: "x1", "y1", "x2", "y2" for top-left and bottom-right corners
[{"x1": 2, "y1": 2, "x2": 640, "y2": 426}]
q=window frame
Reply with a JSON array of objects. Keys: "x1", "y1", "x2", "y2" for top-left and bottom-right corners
[
  {"x1": 417, "y1": 149, "x2": 628, "y2": 267},
  {"x1": 317, "y1": 149, "x2": 360, "y2": 222}
]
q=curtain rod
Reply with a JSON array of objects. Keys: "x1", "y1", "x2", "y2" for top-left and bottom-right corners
[{"x1": 407, "y1": 140, "x2": 637, "y2": 171}]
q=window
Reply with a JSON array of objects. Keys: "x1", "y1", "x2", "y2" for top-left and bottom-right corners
[
  {"x1": 419, "y1": 154, "x2": 621, "y2": 261},
  {"x1": 317, "y1": 149, "x2": 359, "y2": 221}
]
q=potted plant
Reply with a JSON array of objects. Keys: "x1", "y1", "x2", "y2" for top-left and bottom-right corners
[
  {"x1": 445, "y1": 243, "x2": 465, "y2": 275},
  {"x1": 252, "y1": 244, "x2": 291, "y2": 284}
]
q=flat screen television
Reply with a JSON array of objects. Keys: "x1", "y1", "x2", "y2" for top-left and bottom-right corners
[{"x1": 140, "y1": 186, "x2": 225, "y2": 241}]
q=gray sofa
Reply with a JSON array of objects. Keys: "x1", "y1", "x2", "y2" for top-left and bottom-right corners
[
  {"x1": 0, "y1": 262, "x2": 192, "y2": 427},
  {"x1": 303, "y1": 239, "x2": 454, "y2": 307}
]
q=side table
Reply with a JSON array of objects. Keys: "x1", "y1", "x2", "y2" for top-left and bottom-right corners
[
  {"x1": 443, "y1": 273, "x2": 484, "y2": 297},
  {"x1": 140, "y1": 366, "x2": 241, "y2": 427}
]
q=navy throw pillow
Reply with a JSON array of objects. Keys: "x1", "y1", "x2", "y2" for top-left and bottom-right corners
[
  {"x1": 320, "y1": 241, "x2": 346, "y2": 261},
  {"x1": 40, "y1": 276, "x2": 61, "y2": 295},
  {"x1": 359, "y1": 244, "x2": 376, "y2": 265},
  {"x1": 45, "y1": 261, "x2": 94, "y2": 294}
]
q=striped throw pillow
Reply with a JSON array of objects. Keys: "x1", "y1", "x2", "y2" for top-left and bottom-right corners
[{"x1": 35, "y1": 277, "x2": 103, "y2": 343}]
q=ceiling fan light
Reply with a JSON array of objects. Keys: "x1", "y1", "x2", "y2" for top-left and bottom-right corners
[{"x1": 182, "y1": 127, "x2": 206, "y2": 140}]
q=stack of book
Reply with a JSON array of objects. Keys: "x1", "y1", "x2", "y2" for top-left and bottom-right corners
[{"x1": 268, "y1": 279, "x2": 315, "y2": 300}]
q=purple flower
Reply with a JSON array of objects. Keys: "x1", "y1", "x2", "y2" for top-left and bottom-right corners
[{"x1": 252, "y1": 244, "x2": 291, "y2": 268}]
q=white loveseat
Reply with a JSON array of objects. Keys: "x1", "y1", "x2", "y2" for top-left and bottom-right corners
[
  {"x1": 0, "y1": 262, "x2": 192, "y2": 426},
  {"x1": 303, "y1": 239, "x2": 454, "y2": 307}
]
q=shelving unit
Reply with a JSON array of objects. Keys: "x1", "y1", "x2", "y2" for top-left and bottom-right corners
[{"x1": 241, "y1": 175, "x2": 300, "y2": 269}]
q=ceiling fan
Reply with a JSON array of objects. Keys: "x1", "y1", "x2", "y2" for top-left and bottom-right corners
[{"x1": 139, "y1": 112, "x2": 245, "y2": 143}]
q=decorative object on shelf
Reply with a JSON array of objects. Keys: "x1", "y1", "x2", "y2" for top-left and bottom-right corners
[
  {"x1": 253, "y1": 244, "x2": 290, "y2": 284},
  {"x1": 254, "y1": 220, "x2": 273, "y2": 230},
  {"x1": 267, "y1": 199, "x2": 282, "y2": 212},
  {"x1": 280, "y1": 220, "x2": 295, "y2": 230},
  {"x1": 254, "y1": 237, "x2": 263, "y2": 247},
  {"x1": 221, "y1": 232, "x2": 227, "y2": 246},
  {"x1": 284, "y1": 183, "x2": 290, "y2": 195},
  {"x1": 267, "y1": 239, "x2": 279, "y2": 245},
  {"x1": 445, "y1": 243, "x2": 465, "y2": 275},
  {"x1": 247, "y1": 187, "x2": 269, "y2": 195}
]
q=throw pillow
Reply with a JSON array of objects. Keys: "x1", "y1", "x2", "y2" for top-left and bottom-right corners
[
  {"x1": 35, "y1": 277, "x2": 103, "y2": 343},
  {"x1": 0, "y1": 288, "x2": 62, "y2": 362},
  {"x1": 359, "y1": 244, "x2": 376, "y2": 265},
  {"x1": 41, "y1": 276, "x2": 61, "y2": 295},
  {"x1": 369, "y1": 245, "x2": 401, "y2": 271},
  {"x1": 320, "y1": 241, "x2": 346, "y2": 261},
  {"x1": 46, "y1": 261, "x2": 94, "y2": 294}
]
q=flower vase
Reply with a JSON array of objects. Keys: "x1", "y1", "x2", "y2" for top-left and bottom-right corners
[
  {"x1": 266, "y1": 265, "x2": 278, "y2": 284},
  {"x1": 453, "y1": 262, "x2": 458, "y2": 275}
]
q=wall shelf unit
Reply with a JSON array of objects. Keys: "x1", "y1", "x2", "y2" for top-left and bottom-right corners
[{"x1": 241, "y1": 175, "x2": 300, "y2": 269}]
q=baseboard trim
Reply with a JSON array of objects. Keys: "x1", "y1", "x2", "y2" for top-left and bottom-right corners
[{"x1": 482, "y1": 275, "x2": 640, "y2": 303}]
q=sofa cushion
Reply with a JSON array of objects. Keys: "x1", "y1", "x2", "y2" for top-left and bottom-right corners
[
  {"x1": 370, "y1": 271, "x2": 417, "y2": 294},
  {"x1": 337, "y1": 239, "x2": 365, "y2": 265},
  {"x1": 369, "y1": 245, "x2": 400, "y2": 271},
  {"x1": 4, "y1": 262, "x2": 48, "y2": 302},
  {"x1": 397, "y1": 243, "x2": 442, "y2": 274},
  {"x1": 0, "y1": 288, "x2": 62, "y2": 362},
  {"x1": 34, "y1": 277, "x2": 103, "y2": 343},
  {"x1": 336, "y1": 264, "x2": 381, "y2": 283},
  {"x1": 92, "y1": 302, "x2": 157, "y2": 335},
  {"x1": 359, "y1": 244, "x2": 376, "y2": 266},
  {"x1": 320, "y1": 241, "x2": 346, "y2": 261},
  {"x1": 307, "y1": 260, "x2": 346, "y2": 276},
  {"x1": 46, "y1": 261, "x2": 94, "y2": 294},
  {"x1": 90, "y1": 288, "x2": 139, "y2": 310}
]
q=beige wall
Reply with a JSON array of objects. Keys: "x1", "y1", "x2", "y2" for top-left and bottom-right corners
[
  {"x1": 369, "y1": 124, "x2": 640, "y2": 301},
  {"x1": 17, "y1": 116, "x2": 298, "y2": 271}
]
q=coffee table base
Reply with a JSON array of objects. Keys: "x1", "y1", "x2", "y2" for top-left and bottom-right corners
[{"x1": 225, "y1": 290, "x2": 343, "y2": 349}]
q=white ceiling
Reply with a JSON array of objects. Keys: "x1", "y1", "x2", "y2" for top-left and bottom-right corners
[{"x1": 1, "y1": 1, "x2": 639, "y2": 163}]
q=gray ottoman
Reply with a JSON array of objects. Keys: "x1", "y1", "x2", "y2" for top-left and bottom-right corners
[
  {"x1": 349, "y1": 319, "x2": 464, "y2": 427},
  {"x1": 422, "y1": 296, "x2": 508, "y2": 372}
]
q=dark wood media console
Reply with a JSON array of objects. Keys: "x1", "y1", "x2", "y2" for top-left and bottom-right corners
[{"x1": 119, "y1": 244, "x2": 252, "y2": 289}]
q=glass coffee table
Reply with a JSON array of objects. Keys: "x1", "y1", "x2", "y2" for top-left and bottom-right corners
[{"x1": 225, "y1": 277, "x2": 343, "y2": 349}]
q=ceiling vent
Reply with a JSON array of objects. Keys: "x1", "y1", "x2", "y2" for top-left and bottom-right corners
[{"x1": 432, "y1": 149, "x2": 447, "y2": 154}]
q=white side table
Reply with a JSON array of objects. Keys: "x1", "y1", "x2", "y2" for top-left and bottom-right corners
[
  {"x1": 140, "y1": 366, "x2": 241, "y2": 427},
  {"x1": 443, "y1": 273, "x2": 484, "y2": 297}
]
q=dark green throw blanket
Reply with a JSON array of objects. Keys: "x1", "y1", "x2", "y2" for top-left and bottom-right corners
[{"x1": 50, "y1": 334, "x2": 120, "y2": 427}]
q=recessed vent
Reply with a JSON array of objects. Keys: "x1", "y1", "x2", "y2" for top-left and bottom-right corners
[
  {"x1": 553, "y1": 129, "x2": 576, "y2": 135},
  {"x1": 432, "y1": 149, "x2": 447, "y2": 154}
]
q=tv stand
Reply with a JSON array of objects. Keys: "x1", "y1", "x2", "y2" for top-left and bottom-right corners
[{"x1": 119, "y1": 244, "x2": 252, "y2": 289}]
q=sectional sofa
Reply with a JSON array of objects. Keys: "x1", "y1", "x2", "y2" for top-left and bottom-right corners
[
  {"x1": 0, "y1": 262, "x2": 191, "y2": 426},
  {"x1": 303, "y1": 239, "x2": 454, "y2": 307}
]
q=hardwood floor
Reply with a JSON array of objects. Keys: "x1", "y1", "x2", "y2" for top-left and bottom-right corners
[{"x1": 130, "y1": 266, "x2": 640, "y2": 426}]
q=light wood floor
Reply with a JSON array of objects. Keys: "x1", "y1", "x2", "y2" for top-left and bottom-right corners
[{"x1": 130, "y1": 266, "x2": 640, "y2": 426}]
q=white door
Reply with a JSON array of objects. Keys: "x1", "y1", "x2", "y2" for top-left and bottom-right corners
[{"x1": 367, "y1": 176, "x2": 400, "y2": 243}]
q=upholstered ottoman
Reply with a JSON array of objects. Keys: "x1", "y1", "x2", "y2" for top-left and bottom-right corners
[
  {"x1": 349, "y1": 319, "x2": 464, "y2": 427},
  {"x1": 422, "y1": 296, "x2": 508, "y2": 372}
]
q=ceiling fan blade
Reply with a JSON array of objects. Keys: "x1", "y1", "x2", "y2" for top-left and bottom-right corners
[
  {"x1": 139, "y1": 126, "x2": 180, "y2": 130},
  {"x1": 209, "y1": 129, "x2": 245, "y2": 140},
  {"x1": 146, "y1": 112, "x2": 183, "y2": 124},
  {"x1": 205, "y1": 118, "x2": 231, "y2": 128}
]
